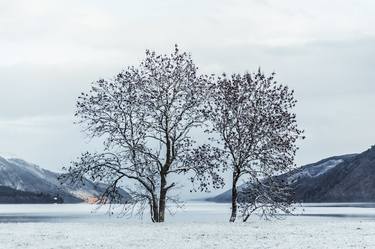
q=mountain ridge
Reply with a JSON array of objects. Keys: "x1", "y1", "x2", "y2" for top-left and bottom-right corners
[
  {"x1": 207, "y1": 147, "x2": 375, "y2": 203},
  {"x1": 0, "y1": 156, "x2": 130, "y2": 204}
]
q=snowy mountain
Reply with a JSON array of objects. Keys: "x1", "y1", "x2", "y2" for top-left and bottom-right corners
[
  {"x1": 206, "y1": 152, "x2": 367, "y2": 203},
  {"x1": 287, "y1": 158, "x2": 346, "y2": 183},
  {"x1": 0, "y1": 156, "x2": 129, "y2": 203},
  {"x1": 294, "y1": 146, "x2": 375, "y2": 202},
  {"x1": 285, "y1": 154, "x2": 358, "y2": 202}
]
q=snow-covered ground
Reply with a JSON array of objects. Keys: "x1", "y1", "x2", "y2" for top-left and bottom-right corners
[{"x1": 1, "y1": 202, "x2": 375, "y2": 248}]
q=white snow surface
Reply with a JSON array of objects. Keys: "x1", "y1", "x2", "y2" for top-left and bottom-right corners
[
  {"x1": 1, "y1": 219, "x2": 375, "y2": 249},
  {"x1": 1, "y1": 202, "x2": 375, "y2": 249}
]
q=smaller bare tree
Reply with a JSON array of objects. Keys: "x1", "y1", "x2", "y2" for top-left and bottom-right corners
[
  {"x1": 238, "y1": 175, "x2": 295, "y2": 222},
  {"x1": 205, "y1": 70, "x2": 304, "y2": 222}
]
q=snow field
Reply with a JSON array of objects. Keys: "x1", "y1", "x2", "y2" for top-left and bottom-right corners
[{"x1": 1, "y1": 218, "x2": 375, "y2": 249}]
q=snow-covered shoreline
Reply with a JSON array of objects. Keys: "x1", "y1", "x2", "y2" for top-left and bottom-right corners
[
  {"x1": 1, "y1": 218, "x2": 374, "y2": 249},
  {"x1": 2, "y1": 202, "x2": 375, "y2": 222}
]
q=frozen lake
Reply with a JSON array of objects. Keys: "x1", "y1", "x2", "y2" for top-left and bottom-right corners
[
  {"x1": 1, "y1": 202, "x2": 375, "y2": 248},
  {"x1": 1, "y1": 202, "x2": 375, "y2": 223}
]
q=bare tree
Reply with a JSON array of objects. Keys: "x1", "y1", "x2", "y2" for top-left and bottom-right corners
[
  {"x1": 61, "y1": 45, "x2": 223, "y2": 222},
  {"x1": 238, "y1": 174, "x2": 295, "y2": 222},
  {"x1": 205, "y1": 70, "x2": 304, "y2": 222}
]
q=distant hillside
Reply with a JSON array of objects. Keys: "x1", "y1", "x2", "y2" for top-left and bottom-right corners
[
  {"x1": 0, "y1": 156, "x2": 130, "y2": 204},
  {"x1": 0, "y1": 186, "x2": 63, "y2": 204},
  {"x1": 299, "y1": 146, "x2": 375, "y2": 202},
  {"x1": 207, "y1": 146, "x2": 375, "y2": 203}
]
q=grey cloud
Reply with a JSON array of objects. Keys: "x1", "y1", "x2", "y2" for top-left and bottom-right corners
[{"x1": 1, "y1": 0, "x2": 375, "y2": 198}]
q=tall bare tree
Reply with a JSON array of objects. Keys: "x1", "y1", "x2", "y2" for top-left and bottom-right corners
[
  {"x1": 61, "y1": 45, "x2": 223, "y2": 222},
  {"x1": 205, "y1": 70, "x2": 304, "y2": 222}
]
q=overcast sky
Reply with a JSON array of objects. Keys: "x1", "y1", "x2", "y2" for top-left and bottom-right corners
[{"x1": 1, "y1": 0, "x2": 375, "y2": 196}]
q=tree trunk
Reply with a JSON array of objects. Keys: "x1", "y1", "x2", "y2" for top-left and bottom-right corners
[
  {"x1": 243, "y1": 213, "x2": 250, "y2": 222},
  {"x1": 158, "y1": 174, "x2": 167, "y2": 222},
  {"x1": 153, "y1": 199, "x2": 159, "y2": 222},
  {"x1": 229, "y1": 171, "x2": 240, "y2": 222},
  {"x1": 149, "y1": 195, "x2": 159, "y2": 222},
  {"x1": 158, "y1": 119, "x2": 171, "y2": 223}
]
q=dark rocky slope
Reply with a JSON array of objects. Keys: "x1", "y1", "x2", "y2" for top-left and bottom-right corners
[
  {"x1": 0, "y1": 186, "x2": 64, "y2": 204},
  {"x1": 208, "y1": 146, "x2": 375, "y2": 203}
]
